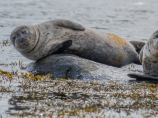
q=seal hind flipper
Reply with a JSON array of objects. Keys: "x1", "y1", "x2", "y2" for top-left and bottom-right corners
[
  {"x1": 54, "y1": 19, "x2": 85, "y2": 31},
  {"x1": 53, "y1": 40, "x2": 72, "y2": 54},
  {"x1": 130, "y1": 41, "x2": 145, "y2": 54},
  {"x1": 128, "y1": 73, "x2": 158, "y2": 81}
]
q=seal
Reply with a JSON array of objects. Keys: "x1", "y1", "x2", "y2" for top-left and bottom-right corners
[
  {"x1": 128, "y1": 30, "x2": 158, "y2": 81},
  {"x1": 10, "y1": 19, "x2": 144, "y2": 67},
  {"x1": 26, "y1": 54, "x2": 137, "y2": 82},
  {"x1": 139, "y1": 30, "x2": 158, "y2": 76}
]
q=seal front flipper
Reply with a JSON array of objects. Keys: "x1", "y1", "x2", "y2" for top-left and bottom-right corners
[
  {"x1": 130, "y1": 41, "x2": 145, "y2": 54},
  {"x1": 128, "y1": 73, "x2": 158, "y2": 81},
  {"x1": 54, "y1": 19, "x2": 85, "y2": 31},
  {"x1": 53, "y1": 40, "x2": 72, "y2": 54}
]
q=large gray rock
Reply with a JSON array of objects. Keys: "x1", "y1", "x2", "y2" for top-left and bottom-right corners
[{"x1": 26, "y1": 54, "x2": 139, "y2": 82}]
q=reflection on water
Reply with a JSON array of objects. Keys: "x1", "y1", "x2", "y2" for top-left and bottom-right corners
[{"x1": 1, "y1": 0, "x2": 158, "y2": 117}]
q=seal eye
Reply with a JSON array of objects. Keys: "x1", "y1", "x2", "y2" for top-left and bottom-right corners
[
  {"x1": 22, "y1": 31, "x2": 27, "y2": 35},
  {"x1": 13, "y1": 36, "x2": 16, "y2": 40},
  {"x1": 155, "y1": 35, "x2": 158, "y2": 39},
  {"x1": 12, "y1": 36, "x2": 16, "y2": 44},
  {"x1": 21, "y1": 30, "x2": 30, "y2": 36}
]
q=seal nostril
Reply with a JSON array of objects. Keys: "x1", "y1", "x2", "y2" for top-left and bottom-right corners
[{"x1": 155, "y1": 35, "x2": 158, "y2": 39}]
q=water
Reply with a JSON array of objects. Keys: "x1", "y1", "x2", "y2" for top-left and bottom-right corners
[{"x1": 0, "y1": 0, "x2": 158, "y2": 117}]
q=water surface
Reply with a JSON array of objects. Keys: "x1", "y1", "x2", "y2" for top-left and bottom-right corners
[{"x1": 0, "y1": 0, "x2": 158, "y2": 117}]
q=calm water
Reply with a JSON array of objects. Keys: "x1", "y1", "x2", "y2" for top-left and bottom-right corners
[{"x1": 0, "y1": 0, "x2": 158, "y2": 117}]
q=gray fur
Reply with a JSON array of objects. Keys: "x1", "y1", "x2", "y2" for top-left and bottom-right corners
[
  {"x1": 139, "y1": 30, "x2": 158, "y2": 76},
  {"x1": 11, "y1": 19, "x2": 141, "y2": 67},
  {"x1": 129, "y1": 30, "x2": 158, "y2": 80}
]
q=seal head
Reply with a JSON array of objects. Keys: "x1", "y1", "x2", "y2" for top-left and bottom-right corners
[
  {"x1": 10, "y1": 26, "x2": 38, "y2": 53},
  {"x1": 10, "y1": 23, "x2": 72, "y2": 60},
  {"x1": 150, "y1": 30, "x2": 158, "y2": 49},
  {"x1": 139, "y1": 30, "x2": 158, "y2": 64}
]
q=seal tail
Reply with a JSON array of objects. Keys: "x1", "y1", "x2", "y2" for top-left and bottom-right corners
[{"x1": 130, "y1": 41, "x2": 145, "y2": 54}]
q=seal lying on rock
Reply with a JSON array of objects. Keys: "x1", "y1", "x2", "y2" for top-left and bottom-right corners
[
  {"x1": 128, "y1": 30, "x2": 158, "y2": 80},
  {"x1": 26, "y1": 54, "x2": 138, "y2": 82},
  {"x1": 10, "y1": 19, "x2": 145, "y2": 67}
]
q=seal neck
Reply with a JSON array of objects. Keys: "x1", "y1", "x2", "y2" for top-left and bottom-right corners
[
  {"x1": 26, "y1": 26, "x2": 40, "y2": 54},
  {"x1": 34, "y1": 26, "x2": 40, "y2": 43}
]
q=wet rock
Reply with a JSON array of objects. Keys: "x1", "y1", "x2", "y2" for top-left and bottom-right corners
[{"x1": 26, "y1": 54, "x2": 138, "y2": 82}]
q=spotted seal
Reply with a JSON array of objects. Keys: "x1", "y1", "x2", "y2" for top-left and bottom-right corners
[
  {"x1": 128, "y1": 30, "x2": 158, "y2": 81},
  {"x1": 10, "y1": 19, "x2": 144, "y2": 67}
]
